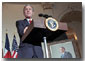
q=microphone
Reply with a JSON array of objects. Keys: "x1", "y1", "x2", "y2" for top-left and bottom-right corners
[
  {"x1": 38, "y1": 13, "x2": 43, "y2": 17},
  {"x1": 38, "y1": 13, "x2": 52, "y2": 18},
  {"x1": 43, "y1": 14, "x2": 48, "y2": 18}
]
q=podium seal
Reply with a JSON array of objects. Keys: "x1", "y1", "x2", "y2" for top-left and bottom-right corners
[{"x1": 45, "y1": 17, "x2": 59, "y2": 31}]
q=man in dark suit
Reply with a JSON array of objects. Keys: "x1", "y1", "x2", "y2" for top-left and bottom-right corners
[
  {"x1": 60, "y1": 47, "x2": 72, "y2": 58},
  {"x1": 16, "y1": 4, "x2": 43, "y2": 58}
]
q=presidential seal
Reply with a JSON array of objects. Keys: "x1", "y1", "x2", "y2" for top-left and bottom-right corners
[{"x1": 45, "y1": 17, "x2": 59, "y2": 31}]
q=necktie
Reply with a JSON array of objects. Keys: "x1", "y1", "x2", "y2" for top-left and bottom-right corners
[{"x1": 29, "y1": 19, "x2": 32, "y2": 24}]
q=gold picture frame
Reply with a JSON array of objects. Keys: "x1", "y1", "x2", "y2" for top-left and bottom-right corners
[{"x1": 47, "y1": 39, "x2": 81, "y2": 58}]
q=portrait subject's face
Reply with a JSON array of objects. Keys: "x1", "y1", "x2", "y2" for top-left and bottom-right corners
[
  {"x1": 24, "y1": 6, "x2": 34, "y2": 18},
  {"x1": 60, "y1": 48, "x2": 65, "y2": 53}
]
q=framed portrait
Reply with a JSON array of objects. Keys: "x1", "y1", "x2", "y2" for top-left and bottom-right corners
[{"x1": 47, "y1": 39, "x2": 81, "y2": 58}]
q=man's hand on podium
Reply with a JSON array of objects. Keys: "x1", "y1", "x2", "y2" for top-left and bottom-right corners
[
  {"x1": 22, "y1": 22, "x2": 34, "y2": 41},
  {"x1": 24, "y1": 26, "x2": 28, "y2": 34}
]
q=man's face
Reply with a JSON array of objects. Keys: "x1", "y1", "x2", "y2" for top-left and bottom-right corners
[
  {"x1": 24, "y1": 6, "x2": 34, "y2": 18},
  {"x1": 60, "y1": 48, "x2": 65, "y2": 53}
]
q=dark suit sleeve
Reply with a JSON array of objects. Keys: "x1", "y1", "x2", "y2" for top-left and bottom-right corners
[
  {"x1": 67, "y1": 52, "x2": 72, "y2": 58},
  {"x1": 16, "y1": 21, "x2": 24, "y2": 37}
]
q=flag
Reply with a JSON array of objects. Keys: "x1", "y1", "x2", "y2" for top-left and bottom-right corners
[
  {"x1": 3, "y1": 33, "x2": 11, "y2": 58},
  {"x1": 11, "y1": 35, "x2": 18, "y2": 58}
]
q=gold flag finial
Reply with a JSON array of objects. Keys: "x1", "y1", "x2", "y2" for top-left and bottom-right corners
[
  {"x1": 6, "y1": 29, "x2": 8, "y2": 34},
  {"x1": 13, "y1": 30, "x2": 17, "y2": 35},
  {"x1": 73, "y1": 33, "x2": 78, "y2": 40}
]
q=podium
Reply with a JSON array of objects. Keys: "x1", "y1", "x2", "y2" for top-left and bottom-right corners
[
  {"x1": 22, "y1": 19, "x2": 68, "y2": 42},
  {"x1": 21, "y1": 18, "x2": 68, "y2": 58}
]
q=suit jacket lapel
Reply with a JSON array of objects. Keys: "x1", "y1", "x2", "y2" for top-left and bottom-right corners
[{"x1": 24, "y1": 19, "x2": 29, "y2": 26}]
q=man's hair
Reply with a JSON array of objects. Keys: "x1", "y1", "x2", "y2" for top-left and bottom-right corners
[
  {"x1": 23, "y1": 4, "x2": 34, "y2": 12},
  {"x1": 60, "y1": 47, "x2": 65, "y2": 50}
]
